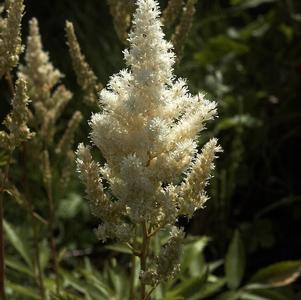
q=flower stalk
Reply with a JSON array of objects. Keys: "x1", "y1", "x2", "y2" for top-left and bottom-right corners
[
  {"x1": 76, "y1": 0, "x2": 221, "y2": 297},
  {"x1": 43, "y1": 150, "x2": 60, "y2": 295},
  {"x1": 0, "y1": 193, "x2": 5, "y2": 300}
]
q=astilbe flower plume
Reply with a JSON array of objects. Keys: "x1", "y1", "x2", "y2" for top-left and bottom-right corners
[
  {"x1": 19, "y1": 18, "x2": 73, "y2": 145},
  {"x1": 18, "y1": 17, "x2": 82, "y2": 189},
  {"x1": 0, "y1": 0, "x2": 24, "y2": 77},
  {"x1": 77, "y1": 0, "x2": 221, "y2": 288},
  {"x1": 0, "y1": 78, "x2": 34, "y2": 151},
  {"x1": 65, "y1": 21, "x2": 102, "y2": 106}
]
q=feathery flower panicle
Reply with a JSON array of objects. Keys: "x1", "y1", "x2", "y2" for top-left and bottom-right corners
[
  {"x1": 59, "y1": 150, "x2": 77, "y2": 189},
  {"x1": 19, "y1": 18, "x2": 63, "y2": 104},
  {"x1": 0, "y1": 77, "x2": 34, "y2": 151},
  {"x1": 76, "y1": 144, "x2": 130, "y2": 242},
  {"x1": 141, "y1": 226, "x2": 184, "y2": 285},
  {"x1": 107, "y1": 0, "x2": 135, "y2": 43},
  {"x1": 162, "y1": 0, "x2": 183, "y2": 28},
  {"x1": 76, "y1": 144, "x2": 112, "y2": 218},
  {"x1": 0, "y1": 0, "x2": 24, "y2": 77},
  {"x1": 172, "y1": 0, "x2": 198, "y2": 61},
  {"x1": 19, "y1": 18, "x2": 73, "y2": 144},
  {"x1": 65, "y1": 21, "x2": 102, "y2": 106},
  {"x1": 77, "y1": 0, "x2": 220, "y2": 285},
  {"x1": 56, "y1": 111, "x2": 83, "y2": 155}
]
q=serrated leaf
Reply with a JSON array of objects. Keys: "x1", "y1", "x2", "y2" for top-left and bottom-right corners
[
  {"x1": 3, "y1": 220, "x2": 33, "y2": 268},
  {"x1": 225, "y1": 230, "x2": 246, "y2": 290},
  {"x1": 249, "y1": 260, "x2": 301, "y2": 287}
]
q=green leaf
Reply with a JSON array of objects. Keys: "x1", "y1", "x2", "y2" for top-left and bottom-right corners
[
  {"x1": 194, "y1": 36, "x2": 249, "y2": 65},
  {"x1": 105, "y1": 243, "x2": 132, "y2": 254},
  {"x1": 6, "y1": 281, "x2": 39, "y2": 299},
  {"x1": 225, "y1": 230, "x2": 246, "y2": 290},
  {"x1": 217, "y1": 115, "x2": 261, "y2": 131},
  {"x1": 236, "y1": 0, "x2": 276, "y2": 9},
  {"x1": 249, "y1": 260, "x2": 301, "y2": 287},
  {"x1": 249, "y1": 289, "x2": 292, "y2": 300},
  {"x1": 5, "y1": 256, "x2": 34, "y2": 277},
  {"x1": 181, "y1": 236, "x2": 210, "y2": 276},
  {"x1": 58, "y1": 193, "x2": 83, "y2": 219},
  {"x1": 62, "y1": 270, "x2": 110, "y2": 300},
  {"x1": 38, "y1": 239, "x2": 51, "y2": 271},
  {"x1": 240, "y1": 292, "x2": 270, "y2": 300},
  {"x1": 209, "y1": 260, "x2": 224, "y2": 272},
  {"x1": 3, "y1": 220, "x2": 32, "y2": 268},
  {"x1": 80, "y1": 260, "x2": 114, "y2": 298},
  {"x1": 214, "y1": 290, "x2": 241, "y2": 300},
  {"x1": 190, "y1": 278, "x2": 227, "y2": 300},
  {"x1": 165, "y1": 276, "x2": 208, "y2": 299}
]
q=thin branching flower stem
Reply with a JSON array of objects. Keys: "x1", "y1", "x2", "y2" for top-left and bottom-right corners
[
  {"x1": 143, "y1": 285, "x2": 157, "y2": 300},
  {"x1": 76, "y1": 0, "x2": 220, "y2": 296}
]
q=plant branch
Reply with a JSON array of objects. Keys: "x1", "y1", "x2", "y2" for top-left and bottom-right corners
[{"x1": 143, "y1": 284, "x2": 158, "y2": 300}]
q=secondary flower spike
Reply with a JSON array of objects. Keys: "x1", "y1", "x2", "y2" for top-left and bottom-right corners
[{"x1": 77, "y1": 0, "x2": 221, "y2": 285}]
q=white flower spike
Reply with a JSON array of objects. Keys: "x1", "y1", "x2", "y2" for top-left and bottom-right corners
[{"x1": 77, "y1": 0, "x2": 221, "y2": 287}]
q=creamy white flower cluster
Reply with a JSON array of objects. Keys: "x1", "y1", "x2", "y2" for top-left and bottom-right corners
[{"x1": 77, "y1": 0, "x2": 220, "y2": 260}]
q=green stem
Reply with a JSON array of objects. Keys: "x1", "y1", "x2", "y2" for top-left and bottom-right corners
[
  {"x1": 43, "y1": 150, "x2": 60, "y2": 295},
  {"x1": 22, "y1": 145, "x2": 45, "y2": 299},
  {"x1": 143, "y1": 285, "x2": 157, "y2": 300},
  {"x1": 129, "y1": 254, "x2": 136, "y2": 300},
  {"x1": 0, "y1": 193, "x2": 5, "y2": 300},
  {"x1": 46, "y1": 180, "x2": 60, "y2": 295},
  {"x1": 32, "y1": 216, "x2": 45, "y2": 300},
  {"x1": 140, "y1": 222, "x2": 149, "y2": 300},
  {"x1": 0, "y1": 151, "x2": 12, "y2": 300}
]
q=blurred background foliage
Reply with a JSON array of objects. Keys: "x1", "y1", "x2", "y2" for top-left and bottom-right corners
[{"x1": 1, "y1": 0, "x2": 301, "y2": 299}]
